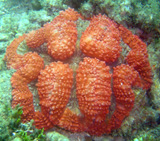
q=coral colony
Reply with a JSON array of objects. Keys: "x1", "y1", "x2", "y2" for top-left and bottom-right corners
[{"x1": 4, "y1": 8, "x2": 152, "y2": 136}]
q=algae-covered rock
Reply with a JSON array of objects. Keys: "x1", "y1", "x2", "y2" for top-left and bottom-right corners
[
  {"x1": 0, "y1": 33, "x2": 9, "y2": 42},
  {"x1": 0, "y1": 55, "x2": 6, "y2": 70},
  {"x1": 79, "y1": 0, "x2": 160, "y2": 32},
  {"x1": 133, "y1": 0, "x2": 160, "y2": 31},
  {"x1": 148, "y1": 39, "x2": 160, "y2": 110},
  {"x1": 132, "y1": 125, "x2": 160, "y2": 141},
  {"x1": 46, "y1": 131, "x2": 70, "y2": 141},
  {"x1": 79, "y1": 2, "x2": 93, "y2": 19},
  {"x1": 12, "y1": 137, "x2": 23, "y2": 141},
  {"x1": 31, "y1": 0, "x2": 42, "y2": 10}
]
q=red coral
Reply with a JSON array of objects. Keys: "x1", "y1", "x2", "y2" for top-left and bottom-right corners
[
  {"x1": 57, "y1": 108, "x2": 85, "y2": 132},
  {"x1": 36, "y1": 62, "x2": 73, "y2": 125},
  {"x1": 53, "y1": 8, "x2": 83, "y2": 21},
  {"x1": 106, "y1": 64, "x2": 141, "y2": 133},
  {"x1": 25, "y1": 8, "x2": 80, "y2": 60},
  {"x1": 4, "y1": 35, "x2": 26, "y2": 69},
  {"x1": 4, "y1": 8, "x2": 152, "y2": 136},
  {"x1": 11, "y1": 52, "x2": 44, "y2": 122},
  {"x1": 118, "y1": 25, "x2": 152, "y2": 89},
  {"x1": 80, "y1": 14, "x2": 122, "y2": 63},
  {"x1": 26, "y1": 28, "x2": 45, "y2": 48},
  {"x1": 47, "y1": 19, "x2": 77, "y2": 60},
  {"x1": 76, "y1": 57, "x2": 112, "y2": 135}
]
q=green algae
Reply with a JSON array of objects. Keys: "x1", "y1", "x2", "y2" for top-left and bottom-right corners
[{"x1": 0, "y1": 104, "x2": 46, "y2": 140}]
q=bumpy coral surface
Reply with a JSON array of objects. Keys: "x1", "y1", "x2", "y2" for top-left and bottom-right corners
[
  {"x1": 4, "y1": 8, "x2": 152, "y2": 136},
  {"x1": 80, "y1": 14, "x2": 122, "y2": 63}
]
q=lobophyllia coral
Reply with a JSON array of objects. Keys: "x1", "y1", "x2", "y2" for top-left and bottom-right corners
[{"x1": 4, "y1": 8, "x2": 152, "y2": 136}]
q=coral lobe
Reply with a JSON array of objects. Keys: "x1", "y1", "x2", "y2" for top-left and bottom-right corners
[{"x1": 80, "y1": 14, "x2": 122, "y2": 63}]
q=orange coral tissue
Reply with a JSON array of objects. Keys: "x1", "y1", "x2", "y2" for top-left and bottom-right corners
[{"x1": 4, "y1": 8, "x2": 152, "y2": 136}]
